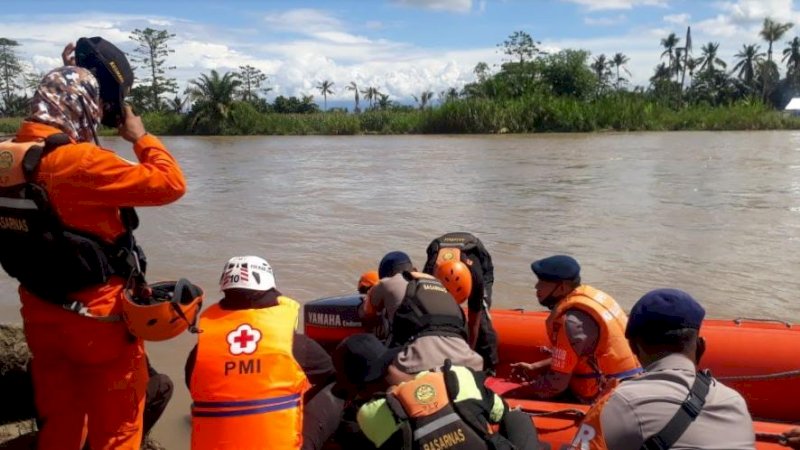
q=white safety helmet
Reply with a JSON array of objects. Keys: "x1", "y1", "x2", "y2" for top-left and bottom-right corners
[{"x1": 219, "y1": 256, "x2": 276, "y2": 292}]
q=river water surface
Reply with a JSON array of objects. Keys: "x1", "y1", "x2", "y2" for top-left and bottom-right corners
[{"x1": 1, "y1": 132, "x2": 799, "y2": 448}]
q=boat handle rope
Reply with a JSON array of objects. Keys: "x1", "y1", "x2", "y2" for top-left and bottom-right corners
[
  {"x1": 521, "y1": 408, "x2": 585, "y2": 419},
  {"x1": 733, "y1": 317, "x2": 792, "y2": 328},
  {"x1": 715, "y1": 368, "x2": 800, "y2": 382}
]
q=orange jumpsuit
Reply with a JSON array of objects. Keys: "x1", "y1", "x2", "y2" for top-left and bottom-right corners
[{"x1": 13, "y1": 121, "x2": 186, "y2": 450}]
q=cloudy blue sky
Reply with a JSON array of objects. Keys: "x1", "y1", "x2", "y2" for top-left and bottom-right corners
[{"x1": 4, "y1": 0, "x2": 800, "y2": 106}]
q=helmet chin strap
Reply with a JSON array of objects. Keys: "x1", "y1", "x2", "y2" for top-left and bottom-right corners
[
  {"x1": 539, "y1": 283, "x2": 562, "y2": 310},
  {"x1": 78, "y1": 96, "x2": 101, "y2": 146}
]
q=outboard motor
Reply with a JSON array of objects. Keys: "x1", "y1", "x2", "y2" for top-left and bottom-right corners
[{"x1": 303, "y1": 294, "x2": 366, "y2": 352}]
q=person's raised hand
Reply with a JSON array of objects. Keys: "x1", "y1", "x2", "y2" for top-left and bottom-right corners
[
  {"x1": 782, "y1": 427, "x2": 800, "y2": 449},
  {"x1": 118, "y1": 105, "x2": 147, "y2": 143},
  {"x1": 62, "y1": 43, "x2": 75, "y2": 66}
]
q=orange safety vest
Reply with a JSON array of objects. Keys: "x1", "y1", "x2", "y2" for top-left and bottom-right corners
[
  {"x1": 386, "y1": 370, "x2": 490, "y2": 450},
  {"x1": 545, "y1": 285, "x2": 641, "y2": 401},
  {"x1": 190, "y1": 296, "x2": 309, "y2": 450},
  {"x1": 570, "y1": 391, "x2": 613, "y2": 450}
]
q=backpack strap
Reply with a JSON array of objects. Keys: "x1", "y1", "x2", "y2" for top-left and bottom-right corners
[
  {"x1": 639, "y1": 370, "x2": 712, "y2": 450},
  {"x1": 384, "y1": 392, "x2": 414, "y2": 450},
  {"x1": 21, "y1": 133, "x2": 71, "y2": 181}
]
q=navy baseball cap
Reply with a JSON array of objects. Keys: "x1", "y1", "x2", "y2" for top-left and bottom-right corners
[
  {"x1": 626, "y1": 288, "x2": 706, "y2": 339},
  {"x1": 378, "y1": 251, "x2": 412, "y2": 279},
  {"x1": 332, "y1": 334, "x2": 401, "y2": 387},
  {"x1": 530, "y1": 255, "x2": 581, "y2": 282}
]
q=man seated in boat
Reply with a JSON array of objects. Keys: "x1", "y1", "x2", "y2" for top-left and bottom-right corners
[
  {"x1": 510, "y1": 255, "x2": 641, "y2": 403},
  {"x1": 424, "y1": 232, "x2": 500, "y2": 374},
  {"x1": 186, "y1": 256, "x2": 343, "y2": 450},
  {"x1": 359, "y1": 251, "x2": 484, "y2": 373},
  {"x1": 332, "y1": 333, "x2": 541, "y2": 450},
  {"x1": 571, "y1": 288, "x2": 756, "y2": 450}
]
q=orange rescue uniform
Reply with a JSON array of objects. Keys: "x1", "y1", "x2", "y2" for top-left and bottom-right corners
[
  {"x1": 545, "y1": 285, "x2": 641, "y2": 401},
  {"x1": 190, "y1": 296, "x2": 309, "y2": 450},
  {"x1": 10, "y1": 121, "x2": 186, "y2": 450}
]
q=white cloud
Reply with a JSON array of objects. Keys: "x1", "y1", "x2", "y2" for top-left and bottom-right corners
[
  {"x1": 562, "y1": 0, "x2": 667, "y2": 11},
  {"x1": 584, "y1": 14, "x2": 628, "y2": 26},
  {"x1": 263, "y1": 9, "x2": 343, "y2": 33},
  {"x1": 391, "y1": 0, "x2": 474, "y2": 13},
  {"x1": 663, "y1": 13, "x2": 690, "y2": 25}
]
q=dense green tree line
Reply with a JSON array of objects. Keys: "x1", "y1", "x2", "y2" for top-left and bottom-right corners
[{"x1": 2, "y1": 20, "x2": 800, "y2": 134}]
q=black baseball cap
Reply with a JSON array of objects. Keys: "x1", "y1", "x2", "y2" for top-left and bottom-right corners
[
  {"x1": 75, "y1": 37, "x2": 134, "y2": 127},
  {"x1": 333, "y1": 334, "x2": 400, "y2": 387}
]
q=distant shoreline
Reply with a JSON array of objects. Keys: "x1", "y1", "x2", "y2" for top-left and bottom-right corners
[{"x1": 3, "y1": 99, "x2": 799, "y2": 136}]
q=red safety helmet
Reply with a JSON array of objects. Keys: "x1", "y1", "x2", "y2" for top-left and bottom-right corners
[
  {"x1": 358, "y1": 270, "x2": 380, "y2": 294},
  {"x1": 434, "y1": 260, "x2": 472, "y2": 305},
  {"x1": 122, "y1": 279, "x2": 204, "y2": 341}
]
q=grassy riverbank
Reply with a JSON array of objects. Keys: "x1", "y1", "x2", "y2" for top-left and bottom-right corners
[{"x1": 3, "y1": 98, "x2": 800, "y2": 136}]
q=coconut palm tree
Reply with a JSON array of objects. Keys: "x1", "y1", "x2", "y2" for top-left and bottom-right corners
[
  {"x1": 185, "y1": 69, "x2": 242, "y2": 133},
  {"x1": 590, "y1": 54, "x2": 612, "y2": 90},
  {"x1": 732, "y1": 44, "x2": 764, "y2": 89},
  {"x1": 413, "y1": 90, "x2": 434, "y2": 109},
  {"x1": 167, "y1": 94, "x2": 188, "y2": 114},
  {"x1": 760, "y1": 18, "x2": 794, "y2": 62},
  {"x1": 783, "y1": 37, "x2": 800, "y2": 79},
  {"x1": 316, "y1": 80, "x2": 335, "y2": 111},
  {"x1": 611, "y1": 52, "x2": 631, "y2": 89},
  {"x1": 660, "y1": 33, "x2": 681, "y2": 69},
  {"x1": 346, "y1": 81, "x2": 360, "y2": 113},
  {"x1": 698, "y1": 42, "x2": 727, "y2": 75},
  {"x1": 361, "y1": 86, "x2": 380, "y2": 109},
  {"x1": 650, "y1": 62, "x2": 671, "y2": 85}
]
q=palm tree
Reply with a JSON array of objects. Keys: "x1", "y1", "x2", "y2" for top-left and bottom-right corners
[
  {"x1": 316, "y1": 80, "x2": 335, "y2": 111},
  {"x1": 783, "y1": 37, "x2": 800, "y2": 79},
  {"x1": 732, "y1": 44, "x2": 764, "y2": 89},
  {"x1": 185, "y1": 69, "x2": 242, "y2": 133},
  {"x1": 611, "y1": 52, "x2": 631, "y2": 89},
  {"x1": 650, "y1": 62, "x2": 671, "y2": 85},
  {"x1": 361, "y1": 86, "x2": 380, "y2": 109},
  {"x1": 346, "y1": 81, "x2": 360, "y2": 113},
  {"x1": 660, "y1": 33, "x2": 680, "y2": 69},
  {"x1": 590, "y1": 54, "x2": 611, "y2": 89},
  {"x1": 167, "y1": 94, "x2": 188, "y2": 114},
  {"x1": 698, "y1": 42, "x2": 727, "y2": 75},
  {"x1": 760, "y1": 18, "x2": 793, "y2": 62},
  {"x1": 413, "y1": 90, "x2": 434, "y2": 109}
]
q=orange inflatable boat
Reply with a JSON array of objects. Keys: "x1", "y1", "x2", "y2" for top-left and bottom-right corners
[{"x1": 304, "y1": 294, "x2": 800, "y2": 444}]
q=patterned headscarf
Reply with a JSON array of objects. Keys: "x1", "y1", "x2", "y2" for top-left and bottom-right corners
[{"x1": 28, "y1": 66, "x2": 102, "y2": 142}]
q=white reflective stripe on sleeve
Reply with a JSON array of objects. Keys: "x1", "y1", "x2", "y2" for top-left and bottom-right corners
[
  {"x1": 412, "y1": 412, "x2": 461, "y2": 440},
  {"x1": 0, "y1": 198, "x2": 38, "y2": 210}
]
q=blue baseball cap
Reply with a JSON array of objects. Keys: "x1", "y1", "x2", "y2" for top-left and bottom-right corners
[
  {"x1": 530, "y1": 255, "x2": 581, "y2": 282},
  {"x1": 626, "y1": 288, "x2": 706, "y2": 339},
  {"x1": 378, "y1": 251, "x2": 412, "y2": 279}
]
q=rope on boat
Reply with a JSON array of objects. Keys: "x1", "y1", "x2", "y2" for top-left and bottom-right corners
[
  {"x1": 523, "y1": 408, "x2": 585, "y2": 419},
  {"x1": 715, "y1": 368, "x2": 800, "y2": 382}
]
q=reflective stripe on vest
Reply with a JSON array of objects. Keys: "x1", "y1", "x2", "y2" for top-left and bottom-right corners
[
  {"x1": 547, "y1": 285, "x2": 641, "y2": 400},
  {"x1": 190, "y1": 297, "x2": 308, "y2": 450},
  {"x1": 192, "y1": 393, "x2": 301, "y2": 418}
]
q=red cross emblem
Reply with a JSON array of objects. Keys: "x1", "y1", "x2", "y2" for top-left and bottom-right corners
[{"x1": 226, "y1": 324, "x2": 262, "y2": 355}]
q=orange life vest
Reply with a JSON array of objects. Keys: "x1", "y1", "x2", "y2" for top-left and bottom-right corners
[
  {"x1": 545, "y1": 285, "x2": 641, "y2": 401},
  {"x1": 386, "y1": 369, "x2": 491, "y2": 450},
  {"x1": 570, "y1": 390, "x2": 614, "y2": 450},
  {"x1": 190, "y1": 296, "x2": 309, "y2": 450}
]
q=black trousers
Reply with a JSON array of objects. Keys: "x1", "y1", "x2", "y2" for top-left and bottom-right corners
[
  {"x1": 500, "y1": 409, "x2": 541, "y2": 450},
  {"x1": 301, "y1": 383, "x2": 345, "y2": 450},
  {"x1": 476, "y1": 309, "x2": 500, "y2": 372}
]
